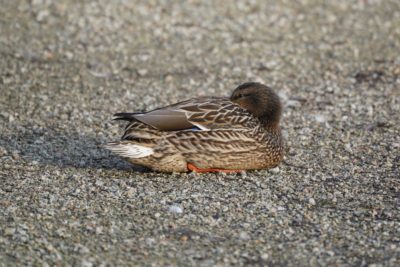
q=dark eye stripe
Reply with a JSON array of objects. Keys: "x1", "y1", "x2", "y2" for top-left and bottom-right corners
[{"x1": 231, "y1": 93, "x2": 250, "y2": 101}]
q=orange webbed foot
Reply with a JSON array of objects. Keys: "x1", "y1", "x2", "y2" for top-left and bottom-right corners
[{"x1": 187, "y1": 163, "x2": 243, "y2": 173}]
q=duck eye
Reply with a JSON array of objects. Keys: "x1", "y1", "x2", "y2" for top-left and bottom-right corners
[{"x1": 232, "y1": 92, "x2": 248, "y2": 100}]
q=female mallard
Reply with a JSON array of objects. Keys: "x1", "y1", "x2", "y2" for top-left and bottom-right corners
[{"x1": 106, "y1": 82, "x2": 283, "y2": 173}]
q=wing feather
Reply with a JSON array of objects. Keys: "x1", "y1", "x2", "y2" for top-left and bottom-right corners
[{"x1": 115, "y1": 97, "x2": 258, "y2": 132}]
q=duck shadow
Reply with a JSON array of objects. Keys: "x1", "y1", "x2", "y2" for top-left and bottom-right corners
[{"x1": 0, "y1": 126, "x2": 145, "y2": 171}]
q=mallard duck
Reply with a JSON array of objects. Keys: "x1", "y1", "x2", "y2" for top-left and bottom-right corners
[{"x1": 106, "y1": 82, "x2": 283, "y2": 173}]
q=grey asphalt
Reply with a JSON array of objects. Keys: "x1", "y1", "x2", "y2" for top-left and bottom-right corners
[{"x1": 1, "y1": 1, "x2": 399, "y2": 266}]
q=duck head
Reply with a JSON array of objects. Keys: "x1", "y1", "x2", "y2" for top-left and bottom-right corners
[{"x1": 230, "y1": 82, "x2": 282, "y2": 129}]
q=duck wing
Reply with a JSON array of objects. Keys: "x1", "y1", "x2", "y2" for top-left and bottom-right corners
[{"x1": 114, "y1": 97, "x2": 256, "y2": 131}]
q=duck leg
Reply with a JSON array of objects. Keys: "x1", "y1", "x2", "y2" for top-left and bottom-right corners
[{"x1": 187, "y1": 163, "x2": 242, "y2": 173}]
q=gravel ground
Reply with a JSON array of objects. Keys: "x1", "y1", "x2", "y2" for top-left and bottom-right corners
[{"x1": 1, "y1": 0, "x2": 399, "y2": 266}]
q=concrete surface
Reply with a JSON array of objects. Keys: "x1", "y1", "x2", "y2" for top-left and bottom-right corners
[{"x1": 0, "y1": 0, "x2": 399, "y2": 266}]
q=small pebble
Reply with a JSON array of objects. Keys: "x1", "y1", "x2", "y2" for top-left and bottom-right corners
[{"x1": 169, "y1": 205, "x2": 183, "y2": 214}]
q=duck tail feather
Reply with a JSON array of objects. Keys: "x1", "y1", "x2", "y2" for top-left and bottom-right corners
[
  {"x1": 113, "y1": 112, "x2": 142, "y2": 121},
  {"x1": 104, "y1": 141, "x2": 154, "y2": 158}
]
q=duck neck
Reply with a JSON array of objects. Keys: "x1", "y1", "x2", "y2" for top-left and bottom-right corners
[
  {"x1": 260, "y1": 119, "x2": 281, "y2": 133},
  {"x1": 258, "y1": 109, "x2": 281, "y2": 132}
]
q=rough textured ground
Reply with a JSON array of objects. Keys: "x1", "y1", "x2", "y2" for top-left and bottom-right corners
[{"x1": 1, "y1": 0, "x2": 399, "y2": 266}]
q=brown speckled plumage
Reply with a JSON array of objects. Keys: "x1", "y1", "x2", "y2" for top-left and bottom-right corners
[{"x1": 106, "y1": 82, "x2": 284, "y2": 172}]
